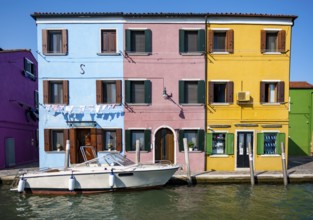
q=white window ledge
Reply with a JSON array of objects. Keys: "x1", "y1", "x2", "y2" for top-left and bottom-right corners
[
  {"x1": 209, "y1": 154, "x2": 229, "y2": 158},
  {"x1": 260, "y1": 154, "x2": 281, "y2": 157},
  {"x1": 210, "y1": 103, "x2": 231, "y2": 106}
]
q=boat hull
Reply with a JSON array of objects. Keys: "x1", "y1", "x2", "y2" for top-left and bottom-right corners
[{"x1": 19, "y1": 165, "x2": 179, "y2": 194}]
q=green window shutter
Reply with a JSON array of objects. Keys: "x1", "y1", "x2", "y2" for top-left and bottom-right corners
[
  {"x1": 197, "y1": 80, "x2": 205, "y2": 104},
  {"x1": 179, "y1": 80, "x2": 185, "y2": 104},
  {"x1": 197, "y1": 129, "x2": 205, "y2": 151},
  {"x1": 125, "y1": 130, "x2": 131, "y2": 152},
  {"x1": 125, "y1": 80, "x2": 131, "y2": 103},
  {"x1": 179, "y1": 130, "x2": 184, "y2": 152},
  {"x1": 179, "y1": 30, "x2": 185, "y2": 53},
  {"x1": 206, "y1": 133, "x2": 213, "y2": 154},
  {"x1": 276, "y1": 133, "x2": 286, "y2": 155},
  {"x1": 225, "y1": 133, "x2": 234, "y2": 155},
  {"x1": 125, "y1": 30, "x2": 131, "y2": 52},
  {"x1": 198, "y1": 29, "x2": 205, "y2": 53},
  {"x1": 144, "y1": 80, "x2": 151, "y2": 104},
  {"x1": 257, "y1": 133, "x2": 264, "y2": 155},
  {"x1": 144, "y1": 129, "x2": 151, "y2": 152},
  {"x1": 145, "y1": 29, "x2": 152, "y2": 53}
]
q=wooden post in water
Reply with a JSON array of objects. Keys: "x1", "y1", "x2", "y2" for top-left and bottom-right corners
[
  {"x1": 64, "y1": 140, "x2": 70, "y2": 169},
  {"x1": 183, "y1": 138, "x2": 192, "y2": 185},
  {"x1": 135, "y1": 140, "x2": 140, "y2": 165},
  {"x1": 281, "y1": 142, "x2": 288, "y2": 186},
  {"x1": 248, "y1": 142, "x2": 255, "y2": 186}
]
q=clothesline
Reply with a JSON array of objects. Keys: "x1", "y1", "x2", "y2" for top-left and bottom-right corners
[{"x1": 41, "y1": 104, "x2": 121, "y2": 114}]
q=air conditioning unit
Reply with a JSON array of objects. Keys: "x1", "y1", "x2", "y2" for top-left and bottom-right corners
[{"x1": 237, "y1": 91, "x2": 250, "y2": 102}]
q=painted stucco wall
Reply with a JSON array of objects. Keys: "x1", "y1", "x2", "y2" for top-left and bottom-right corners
[
  {"x1": 36, "y1": 22, "x2": 124, "y2": 168},
  {"x1": 0, "y1": 51, "x2": 38, "y2": 168},
  {"x1": 289, "y1": 89, "x2": 313, "y2": 156},
  {"x1": 123, "y1": 22, "x2": 205, "y2": 173},
  {"x1": 206, "y1": 23, "x2": 292, "y2": 171}
]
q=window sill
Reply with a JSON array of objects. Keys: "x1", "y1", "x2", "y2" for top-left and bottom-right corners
[
  {"x1": 45, "y1": 151, "x2": 65, "y2": 153},
  {"x1": 262, "y1": 52, "x2": 282, "y2": 55},
  {"x1": 180, "y1": 103, "x2": 204, "y2": 106},
  {"x1": 209, "y1": 103, "x2": 231, "y2": 106},
  {"x1": 260, "y1": 154, "x2": 281, "y2": 157},
  {"x1": 43, "y1": 53, "x2": 68, "y2": 56},
  {"x1": 125, "y1": 103, "x2": 150, "y2": 106},
  {"x1": 125, "y1": 52, "x2": 151, "y2": 56},
  {"x1": 180, "y1": 52, "x2": 204, "y2": 56},
  {"x1": 97, "y1": 52, "x2": 121, "y2": 56},
  {"x1": 181, "y1": 150, "x2": 203, "y2": 153},
  {"x1": 127, "y1": 151, "x2": 149, "y2": 153},
  {"x1": 261, "y1": 103, "x2": 281, "y2": 106},
  {"x1": 210, "y1": 52, "x2": 230, "y2": 55},
  {"x1": 209, "y1": 154, "x2": 229, "y2": 158}
]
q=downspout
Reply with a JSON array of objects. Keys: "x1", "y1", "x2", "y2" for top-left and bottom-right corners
[{"x1": 204, "y1": 15, "x2": 208, "y2": 170}]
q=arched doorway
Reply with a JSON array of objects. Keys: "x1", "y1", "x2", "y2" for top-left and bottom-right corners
[{"x1": 155, "y1": 128, "x2": 174, "y2": 163}]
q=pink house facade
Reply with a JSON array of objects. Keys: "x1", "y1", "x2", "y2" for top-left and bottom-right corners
[{"x1": 123, "y1": 15, "x2": 206, "y2": 173}]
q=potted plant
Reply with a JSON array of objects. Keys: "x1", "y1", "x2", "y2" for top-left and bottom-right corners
[
  {"x1": 107, "y1": 143, "x2": 113, "y2": 151},
  {"x1": 188, "y1": 142, "x2": 194, "y2": 152}
]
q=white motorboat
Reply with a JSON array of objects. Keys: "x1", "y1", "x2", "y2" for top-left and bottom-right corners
[{"x1": 12, "y1": 147, "x2": 180, "y2": 194}]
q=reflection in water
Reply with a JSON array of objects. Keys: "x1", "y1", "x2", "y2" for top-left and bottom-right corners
[{"x1": 1, "y1": 184, "x2": 313, "y2": 219}]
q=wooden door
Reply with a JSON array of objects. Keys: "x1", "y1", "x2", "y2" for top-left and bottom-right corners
[{"x1": 155, "y1": 128, "x2": 174, "y2": 163}]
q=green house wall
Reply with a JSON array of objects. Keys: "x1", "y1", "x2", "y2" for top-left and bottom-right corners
[{"x1": 289, "y1": 89, "x2": 313, "y2": 156}]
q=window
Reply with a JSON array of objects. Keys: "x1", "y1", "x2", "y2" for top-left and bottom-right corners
[
  {"x1": 206, "y1": 133, "x2": 234, "y2": 155},
  {"x1": 179, "y1": 80, "x2": 205, "y2": 104},
  {"x1": 257, "y1": 132, "x2": 286, "y2": 155},
  {"x1": 44, "y1": 129, "x2": 69, "y2": 151},
  {"x1": 103, "y1": 130, "x2": 117, "y2": 151},
  {"x1": 43, "y1": 80, "x2": 69, "y2": 104},
  {"x1": 179, "y1": 29, "x2": 205, "y2": 54},
  {"x1": 125, "y1": 29, "x2": 152, "y2": 54},
  {"x1": 96, "y1": 80, "x2": 121, "y2": 104},
  {"x1": 125, "y1": 130, "x2": 151, "y2": 151},
  {"x1": 23, "y1": 58, "x2": 36, "y2": 81},
  {"x1": 101, "y1": 30, "x2": 116, "y2": 53},
  {"x1": 179, "y1": 129, "x2": 204, "y2": 152},
  {"x1": 125, "y1": 80, "x2": 151, "y2": 104},
  {"x1": 261, "y1": 30, "x2": 286, "y2": 53},
  {"x1": 208, "y1": 29, "x2": 234, "y2": 53},
  {"x1": 34, "y1": 90, "x2": 39, "y2": 109},
  {"x1": 208, "y1": 81, "x2": 234, "y2": 104},
  {"x1": 260, "y1": 81, "x2": 285, "y2": 103},
  {"x1": 42, "y1": 29, "x2": 68, "y2": 55}
]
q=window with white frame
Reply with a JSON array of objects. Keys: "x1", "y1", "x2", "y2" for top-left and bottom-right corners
[
  {"x1": 100, "y1": 30, "x2": 116, "y2": 53},
  {"x1": 261, "y1": 30, "x2": 286, "y2": 53},
  {"x1": 42, "y1": 29, "x2": 68, "y2": 55},
  {"x1": 260, "y1": 81, "x2": 285, "y2": 103},
  {"x1": 23, "y1": 58, "x2": 36, "y2": 81}
]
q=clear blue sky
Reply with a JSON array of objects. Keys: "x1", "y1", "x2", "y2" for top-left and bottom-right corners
[{"x1": 1, "y1": 0, "x2": 312, "y2": 83}]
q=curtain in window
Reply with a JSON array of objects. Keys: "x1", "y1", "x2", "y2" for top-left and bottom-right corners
[{"x1": 48, "y1": 31, "x2": 62, "y2": 53}]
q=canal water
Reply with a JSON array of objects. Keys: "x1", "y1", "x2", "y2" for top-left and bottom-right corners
[{"x1": 1, "y1": 184, "x2": 313, "y2": 219}]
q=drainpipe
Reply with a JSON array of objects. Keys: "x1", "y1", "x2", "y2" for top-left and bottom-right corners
[{"x1": 204, "y1": 15, "x2": 208, "y2": 170}]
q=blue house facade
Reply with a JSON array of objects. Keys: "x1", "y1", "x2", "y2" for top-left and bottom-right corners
[{"x1": 33, "y1": 13, "x2": 125, "y2": 168}]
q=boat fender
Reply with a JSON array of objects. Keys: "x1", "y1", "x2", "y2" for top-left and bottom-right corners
[
  {"x1": 109, "y1": 169, "x2": 115, "y2": 188},
  {"x1": 68, "y1": 173, "x2": 75, "y2": 191},
  {"x1": 17, "y1": 176, "x2": 26, "y2": 193}
]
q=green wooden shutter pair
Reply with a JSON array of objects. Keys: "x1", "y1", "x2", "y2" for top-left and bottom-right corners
[
  {"x1": 206, "y1": 133, "x2": 234, "y2": 155},
  {"x1": 179, "y1": 29, "x2": 205, "y2": 53},
  {"x1": 179, "y1": 80, "x2": 205, "y2": 104},
  {"x1": 125, "y1": 29, "x2": 152, "y2": 53},
  {"x1": 125, "y1": 80, "x2": 151, "y2": 104},
  {"x1": 125, "y1": 130, "x2": 151, "y2": 152},
  {"x1": 257, "y1": 133, "x2": 286, "y2": 155}
]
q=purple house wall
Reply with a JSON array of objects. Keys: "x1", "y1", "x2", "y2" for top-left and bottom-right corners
[{"x1": 0, "y1": 49, "x2": 38, "y2": 169}]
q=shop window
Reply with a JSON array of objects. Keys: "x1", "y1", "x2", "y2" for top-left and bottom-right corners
[
  {"x1": 206, "y1": 133, "x2": 234, "y2": 155},
  {"x1": 257, "y1": 132, "x2": 286, "y2": 155}
]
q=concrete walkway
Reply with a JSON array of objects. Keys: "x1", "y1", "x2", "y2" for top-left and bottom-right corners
[{"x1": 1, "y1": 157, "x2": 313, "y2": 185}]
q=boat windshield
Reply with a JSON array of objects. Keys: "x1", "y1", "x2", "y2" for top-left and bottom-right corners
[{"x1": 98, "y1": 153, "x2": 135, "y2": 166}]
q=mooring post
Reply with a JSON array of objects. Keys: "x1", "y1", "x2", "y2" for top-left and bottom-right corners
[
  {"x1": 183, "y1": 138, "x2": 192, "y2": 185},
  {"x1": 248, "y1": 142, "x2": 255, "y2": 186},
  {"x1": 136, "y1": 140, "x2": 140, "y2": 165},
  {"x1": 64, "y1": 140, "x2": 70, "y2": 169},
  {"x1": 281, "y1": 142, "x2": 288, "y2": 186}
]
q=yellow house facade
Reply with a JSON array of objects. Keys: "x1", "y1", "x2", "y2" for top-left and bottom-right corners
[{"x1": 205, "y1": 14, "x2": 297, "y2": 171}]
